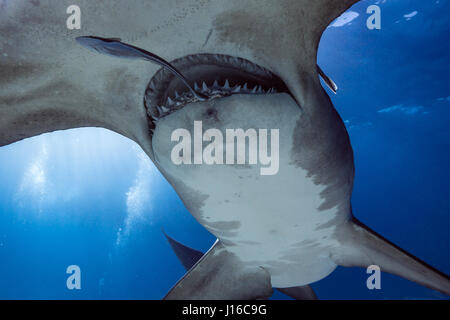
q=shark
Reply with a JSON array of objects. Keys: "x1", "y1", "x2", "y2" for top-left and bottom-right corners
[{"x1": 0, "y1": 0, "x2": 449, "y2": 299}]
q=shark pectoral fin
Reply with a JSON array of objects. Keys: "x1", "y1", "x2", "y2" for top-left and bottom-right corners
[
  {"x1": 332, "y1": 218, "x2": 450, "y2": 295},
  {"x1": 277, "y1": 286, "x2": 318, "y2": 300},
  {"x1": 164, "y1": 240, "x2": 273, "y2": 300}
]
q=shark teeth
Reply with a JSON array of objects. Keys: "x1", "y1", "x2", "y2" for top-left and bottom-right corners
[
  {"x1": 232, "y1": 85, "x2": 241, "y2": 93},
  {"x1": 150, "y1": 79, "x2": 278, "y2": 125}
]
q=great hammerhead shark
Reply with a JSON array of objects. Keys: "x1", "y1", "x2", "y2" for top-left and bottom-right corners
[{"x1": 0, "y1": 0, "x2": 448, "y2": 299}]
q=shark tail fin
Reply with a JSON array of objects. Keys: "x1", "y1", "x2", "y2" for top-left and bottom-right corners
[
  {"x1": 164, "y1": 240, "x2": 273, "y2": 300},
  {"x1": 333, "y1": 218, "x2": 450, "y2": 295}
]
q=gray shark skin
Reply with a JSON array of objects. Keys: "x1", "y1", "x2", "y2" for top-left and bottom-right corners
[{"x1": 0, "y1": 0, "x2": 449, "y2": 299}]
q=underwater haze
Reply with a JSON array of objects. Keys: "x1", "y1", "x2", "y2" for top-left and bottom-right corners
[{"x1": 0, "y1": 0, "x2": 449, "y2": 299}]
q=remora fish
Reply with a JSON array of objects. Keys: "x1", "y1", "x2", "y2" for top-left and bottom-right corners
[{"x1": 76, "y1": 36, "x2": 207, "y2": 100}]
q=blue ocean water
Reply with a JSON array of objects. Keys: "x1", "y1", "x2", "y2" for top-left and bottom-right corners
[{"x1": 0, "y1": 0, "x2": 448, "y2": 299}]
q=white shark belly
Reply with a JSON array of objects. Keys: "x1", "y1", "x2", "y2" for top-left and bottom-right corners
[
  {"x1": 167, "y1": 159, "x2": 348, "y2": 287},
  {"x1": 152, "y1": 94, "x2": 352, "y2": 287}
]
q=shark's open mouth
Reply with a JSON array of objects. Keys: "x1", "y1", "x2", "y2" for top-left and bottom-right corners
[{"x1": 144, "y1": 53, "x2": 290, "y2": 130}]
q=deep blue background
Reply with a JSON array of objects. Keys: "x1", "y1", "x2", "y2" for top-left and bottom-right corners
[{"x1": 0, "y1": 0, "x2": 448, "y2": 299}]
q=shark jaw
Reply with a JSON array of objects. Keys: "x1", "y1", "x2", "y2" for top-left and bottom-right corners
[{"x1": 144, "y1": 53, "x2": 291, "y2": 131}]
